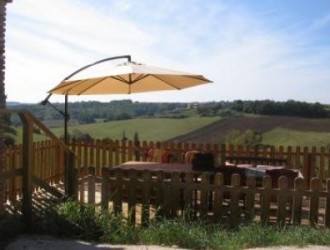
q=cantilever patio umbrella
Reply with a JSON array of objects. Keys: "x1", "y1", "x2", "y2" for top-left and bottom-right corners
[{"x1": 43, "y1": 55, "x2": 212, "y2": 143}]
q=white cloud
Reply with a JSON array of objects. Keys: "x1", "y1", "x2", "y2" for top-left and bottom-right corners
[{"x1": 4, "y1": 0, "x2": 330, "y2": 104}]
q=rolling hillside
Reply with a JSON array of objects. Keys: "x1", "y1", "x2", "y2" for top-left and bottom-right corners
[
  {"x1": 15, "y1": 115, "x2": 330, "y2": 148},
  {"x1": 169, "y1": 116, "x2": 330, "y2": 147}
]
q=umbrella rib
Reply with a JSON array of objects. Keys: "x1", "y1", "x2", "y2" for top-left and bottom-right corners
[
  {"x1": 112, "y1": 75, "x2": 130, "y2": 84},
  {"x1": 49, "y1": 81, "x2": 79, "y2": 93},
  {"x1": 152, "y1": 75, "x2": 181, "y2": 89},
  {"x1": 74, "y1": 77, "x2": 108, "y2": 95}
]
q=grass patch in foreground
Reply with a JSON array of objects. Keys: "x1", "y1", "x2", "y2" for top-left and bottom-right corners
[
  {"x1": 32, "y1": 201, "x2": 330, "y2": 249},
  {"x1": 4, "y1": 201, "x2": 330, "y2": 249}
]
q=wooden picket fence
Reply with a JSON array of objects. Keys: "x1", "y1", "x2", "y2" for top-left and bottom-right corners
[
  {"x1": 3, "y1": 138, "x2": 330, "y2": 203},
  {"x1": 79, "y1": 167, "x2": 330, "y2": 227},
  {"x1": 3, "y1": 137, "x2": 330, "y2": 228},
  {"x1": 70, "y1": 139, "x2": 330, "y2": 189}
]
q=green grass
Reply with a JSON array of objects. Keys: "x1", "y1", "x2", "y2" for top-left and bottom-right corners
[
  {"x1": 49, "y1": 116, "x2": 221, "y2": 142},
  {"x1": 5, "y1": 200, "x2": 330, "y2": 250},
  {"x1": 11, "y1": 116, "x2": 330, "y2": 148},
  {"x1": 262, "y1": 127, "x2": 330, "y2": 148}
]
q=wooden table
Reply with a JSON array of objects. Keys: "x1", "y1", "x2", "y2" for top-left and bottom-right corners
[
  {"x1": 116, "y1": 161, "x2": 193, "y2": 172},
  {"x1": 116, "y1": 161, "x2": 303, "y2": 186}
]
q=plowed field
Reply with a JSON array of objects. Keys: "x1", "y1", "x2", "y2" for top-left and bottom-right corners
[{"x1": 169, "y1": 116, "x2": 330, "y2": 144}]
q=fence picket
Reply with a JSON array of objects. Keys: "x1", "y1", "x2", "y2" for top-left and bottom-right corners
[
  {"x1": 245, "y1": 176, "x2": 256, "y2": 222},
  {"x1": 325, "y1": 179, "x2": 330, "y2": 228},
  {"x1": 260, "y1": 176, "x2": 272, "y2": 225},
  {"x1": 309, "y1": 177, "x2": 320, "y2": 227},
  {"x1": 292, "y1": 177, "x2": 304, "y2": 225},
  {"x1": 276, "y1": 176, "x2": 290, "y2": 225},
  {"x1": 229, "y1": 174, "x2": 241, "y2": 227}
]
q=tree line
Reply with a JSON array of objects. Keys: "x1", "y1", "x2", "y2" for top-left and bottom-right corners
[{"x1": 8, "y1": 99, "x2": 330, "y2": 127}]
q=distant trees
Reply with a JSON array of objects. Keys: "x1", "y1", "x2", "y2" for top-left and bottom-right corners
[
  {"x1": 8, "y1": 99, "x2": 330, "y2": 127},
  {"x1": 243, "y1": 100, "x2": 328, "y2": 118}
]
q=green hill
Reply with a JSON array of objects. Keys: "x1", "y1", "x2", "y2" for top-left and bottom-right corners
[
  {"x1": 14, "y1": 115, "x2": 330, "y2": 148},
  {"x1": 48, "y1": 116, "x2": 221, "y2": 142}
]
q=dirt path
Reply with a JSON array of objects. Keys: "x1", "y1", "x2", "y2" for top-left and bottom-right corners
[{"x1": 4, "y1": 235, "x2": 330, "y2": 250}]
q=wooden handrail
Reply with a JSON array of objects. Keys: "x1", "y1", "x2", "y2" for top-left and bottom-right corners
[
  {"x1": 0, "y1": 108, "x2": 72, "y2": 153},
  {"x1": 0, "y1": 108, "x2": 76, "y2": 228}
]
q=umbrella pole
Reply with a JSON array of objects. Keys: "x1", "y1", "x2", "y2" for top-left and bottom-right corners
[{"x1": 64, "y1": 94, "x2": 69, "y2": 144}]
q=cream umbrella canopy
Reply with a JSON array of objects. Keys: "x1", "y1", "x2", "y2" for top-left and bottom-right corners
[{"x1": 42, "y1": 55, "x2": 212, "y2": 143}]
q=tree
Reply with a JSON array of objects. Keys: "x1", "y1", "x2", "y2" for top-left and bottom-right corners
[
  {"x1": 225, "y1": 129, "x2": 262, "y2": 146},
  {"x1": 0, "y1": 0, "x2": 13, "y2": 208}
]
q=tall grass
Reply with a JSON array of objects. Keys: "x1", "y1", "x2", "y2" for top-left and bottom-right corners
[{"x1": 4, "y1": 200, "x2": 329, "y2": 249}]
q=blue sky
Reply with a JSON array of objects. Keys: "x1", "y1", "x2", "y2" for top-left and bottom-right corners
[{"x1": 5, "y1": 0, "x2": 330, "y2": 104}]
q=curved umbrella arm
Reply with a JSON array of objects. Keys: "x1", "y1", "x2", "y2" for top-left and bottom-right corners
[{"x1": 62, "y1": 55, "x2": 131, "y2": 82}]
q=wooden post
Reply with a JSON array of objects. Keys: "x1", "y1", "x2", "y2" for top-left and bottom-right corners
[
  {"x1": 200, "y1": 172, "x2": 210, "y2": 219},
  {"x1": 19, "y1": 112, "x2": 34, "y2": 231},
  {"x1": 277, "y1": 176, "x2": 289, "y2": 225},
  {"x1": 128, "y1": 170, "x2": 138, "y2": 224},
  {"x1": 325, "y1": 179, "x2": 330, "y2": 228},
  {"x1": 141, "y1": 170, "x2": 151, "y2": 226},
  {"x1": 183, "y1": 172, "x2": 195, "y2": 220},
  {"x1": 245, "y1": 176, "x2": 256, "y2": 222},
  {"x1": 309, "y1": 177, "x2": 320, "y2": 227},
  {"x1": 170, "y1": 171, "x2": 181, "y2": 218},
  {"x1": 101, "y1": 167, "x2": 110, "y2": 210},
  {"x1": 87, "y1": 167, "x2": 95, "y2": 204},
  {"x1": 65, "y1": 151, "x2": 76, "y2": 198},
  {"x1": 260, "y1": 175, "x2": 272, "y2": 225},
  {"x1": 292, "y1": 177, "x2": 304, "y2": 225},
  {"x1": 213, "y1": 173, "x2": 224, "y2": 222},
  {"x1": 229, "y1": 173, "x2": 241, "y2": 227}
]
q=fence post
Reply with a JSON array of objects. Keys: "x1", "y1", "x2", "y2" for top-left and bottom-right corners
[
  {"x1": 128, "y1": 170, "x2": 138, "y2": 224},
  {"x1": 325, "y1": 179, "x2": 330, "y2": 228},
  {"x1": 213, "y1": 173, "x2": 224, "y2": 222},
  {"x1": 141, "y1": 170, "x2": 151, "y2": 226},
  {"x1": 245, "y1": 176, "x2": 256, "y2": 222},
  {"x1": 309, "y1": 177, "x2": 320, "y2": 227},
  {"x1": 200, "y1": 172, "x2": 210, "y2": 219},
  {"x1": 65, "y1": 151, "x2": 76, "y2": 199},
  {"x1": 277, "y1": 176, "x2": 289, "y2": 225},
  {"x1": 229, "y1": 173, "x2": 241, "y2": 227},
  {"x1": 292, "y1": 177, "x2": 304, "y2": 225},
  {"x1": 101, "y1": 167, "x2": 110, "y2": 210},
  {"x1": 260, "y1": 175, "x2": 272, "y2": 225},
  {"x1": 88, "y1": 167, "x2": 95, "y2": 204},
  {"x1": 183, "y1": 172, "x2": 195, "y2": 220},
  {"x1": 19, "y1": 112, "x2": 34, "y2": 231},
  {"x1": 170, "y1": 171, "x2": 181, "y2": 218}
]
